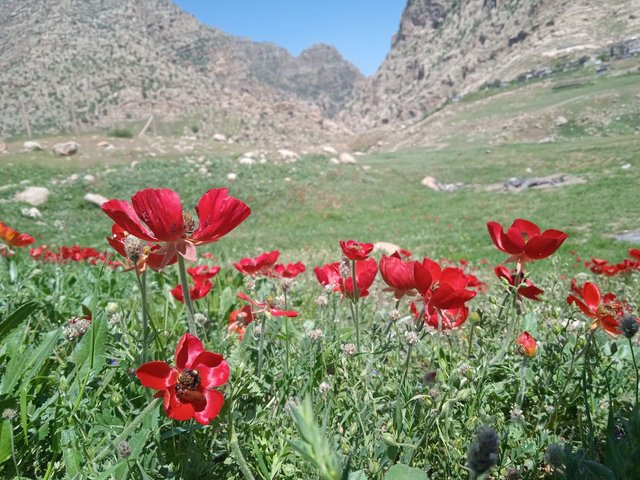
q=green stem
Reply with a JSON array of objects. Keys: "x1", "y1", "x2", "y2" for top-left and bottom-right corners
[
  {"x1": 629, "y1": 337, "x2": 639, "y2": 408},
  {"x1": 516, "y1": 357, "x2": 528, "y2": 410},
  {"x1": 401, "y1": 344, "x2": 413, "y2": 387},
  {"x1": 582, "y1": 334, "x2": 594, "y2": 456},
  {"x1": 256, "y1": 316, "x2": 267, "y2": 377},
  {"x1": 137, "y1": 271, "x2": 149, "y2": 364},
  {"x1": 177, "y1": 256, "x2": 196, "y2": 333},
  {"x1": 229, "y1": 410, "x2": 256, "y2": 480},
  {"x1": 351, "y1": 260, "x2": 361, "y2": 352},
  {"x1": 94, "y1": 398, "x2": 161, "y2": 463},
  {"x1": 467, "y1": 322, "x2": 476, "y2": 359},
  {"x1": 284, "y1": 290, "x2": 290, "y2": 371}
]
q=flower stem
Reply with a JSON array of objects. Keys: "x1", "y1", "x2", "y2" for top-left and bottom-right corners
[
  {"x1": 256, "y1": 315, "x2": 267, "y2": 377},
  {"x1": 284, "y1": 290, "x2": 290, "y2": 371},
  {"x1": 136, "y1": 271, "x2": 149, "y2": 364},
  {"x1": 228, "y1": 408, "x2": 255, "y2": 480},
  {"x1": 177, "y1": 255, "x2": 196, "y2": 333},
  {"x1": 516, "y1": 357, "x2": 528, "y2": 410},
  {"x1": 351, "y1": 260, "x2": 360, "y2": 352},
  {"x1": 629, "y1": 337, "x2": 639, "y2": 408},
  {"x1": 581, "y1": 333, "x2": 595, "y2": 455},
  {"x1": 401, "y1": 344, "x2": 413, "y2": 388}
]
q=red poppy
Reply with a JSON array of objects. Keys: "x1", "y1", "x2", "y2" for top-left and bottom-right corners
[
  {"x1": 136, "y1": 333, "x2": 229, "y2": 425},
  {"x1": 567, "y1": 281, "x2": 625, "y2": 336},
  {"x1": 314, "y1": 262, "x2": 342, "y2": 292},
  {"x1": 487, "y1": 218, "x2": 567, "y2": 269},
  {"x1": 187, "y1": 265, "x2": 221, "y2": 280},
  {"x1": 273, "y1": 261, "x2": 306, "y2": 279},
  {"x1": 233, "y1": 250, "x2": 279, "y2": 276},
  {"x1": 102, "y1": 188, "x2": 250, "y2": 264},
  {"x1": 228, "y1": 305, "x2": 255, "y2": 340},
  {"x1": 107, "y1": 224, "x2": 176, "y2": 272},
  {"x1": 340, "y1": 258, "x2": 378, "y2": 299},
  {"x1": 414, "y1": 259, "x2": 476, "y2": 310},
  {"x1": 340, "y1": 240, "x2": 374, "y2": 261},
  {"x1": 516, "y1": 331, "x2": 537, "y2": 357},
  {"x1": 380, "y1": 252, "x2": 417, "y2": 299},
  {"x1": 0, "y1": 221, "x2": 35, "y2": 247},
  {"x1": 494, "y1": 265, "x2": 544, "y2": 301},
  {"x1": 237, "y1": 292, "x2": 298, "y2": 317},
  {"x1": 410, "y1": 301, "x2": 469, "y2": 330},
  {"x1": 171, "y1": 279, "x2": 213, "y2": 303},
  {"x1": 629, "y1": 248, "x2": 640, "y2": 261}
]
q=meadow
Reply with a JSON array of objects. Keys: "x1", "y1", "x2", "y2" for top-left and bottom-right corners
[{"x1": 1, "y1": 77, "x2": 640, "y2": 478}]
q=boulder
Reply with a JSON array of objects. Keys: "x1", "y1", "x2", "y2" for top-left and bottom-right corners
[
  {"x1": 238, "y1": 157, "x2": 255, "y2": 166},
  {"x1": 14, "y1": 186, "x2": 50, "y2": 206},
  {"x1": 20, "y1": 207, "x2": 42, "y2": 219},
  {"x1": 213, "y1": 133, "x2": 226, "y2": 142},
  {"x1": 278, "y1": 149, "x2": 299, "y2": 162},
  {"x1": 52, "y1": 141, "x2": 79, "y2": 156},
  {"x1": 227, "y1": 173, "x2": 237, "y2": 181},
  {"x1": 84, "y1": 193, "x2": 109, "y2": 206},
  {"x1": 97, "y1": 141, "x2": 114, "y2": 150},
  {"x1": 83, "y1": 175, "x2": 96, "y2": 184},
  {"x1": 555, "y1": 116, "x2": 568, "y2": 126},
  {"x1": 23, "y1": 141, "x2": 43, "y2": 152},
  {"x1": 329, "y1": 157, "x2": 340, "y2": 165},
  {"x1": 339, "y1": 153, "x2": 357, "y2": 164},
  {"x1": 322, "y1": 145, "x2": 338, "y2": 155},
  {"x1": 0, "y1": 139, "x2": 6, "y2": 154},
  {"x1": 421, "y1": 176, "x2": 441, "y2": 191}
]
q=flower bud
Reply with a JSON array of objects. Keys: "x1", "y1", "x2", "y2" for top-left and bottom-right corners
[{"x1": 466, "y1": 426, "x2": 500, "y2": 475}]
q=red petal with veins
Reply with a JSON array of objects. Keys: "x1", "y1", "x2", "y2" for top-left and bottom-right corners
[
  {"x1": 131, "y1": 188, "x2": 184, "y2": 242},
  {"x1": 136, "y1": 361, "x2": 177, "y2": 391},
  {"x1": 191, "y1": 188, "x2": 251, "y2": 244},
  {"x1": 174, "y1": 333, "x2": 205, "y2": 370},
  {"x1": 101, "y1": 199, "x2": 158, "y2": 242}
]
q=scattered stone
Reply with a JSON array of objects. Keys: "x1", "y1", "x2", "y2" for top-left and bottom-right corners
[
  {"x1": 97, "y1": 141, "x2": 114, "y2": 150},
  {"x1": 374, "y1": 241, "x2": 401, "y2": 255},
  {"x1": 322, "y1": 145, "x2": 338, "y2": 155},
  {"x1": 284, "y1": 177, "x2": 292, "y2": 182},
  {"x1": 622, "y1": 163, "x2": 632, "y2": 170},
  {"x1": 329, "y1": 157, "x2": 340, "y2": 165},
  {"x1": 227, "y1": 173, "x2": 237, "y2": 181},
  {"x1": 197, "y1": 166, "x2": 208, "y2": 176},
  {"x1": 238, "y1": 157, "x2": 255, "y2": 166},
  {"x1": 362, "y1": 165, "x2": 371, "y2": 171},
  {"x1": 213, "y1": 133, "x2": 227, "y2": 142},
  {"x1": 14, "y1": 186, "x2": 50, "y2": 206},
  {"x1": 130, "y1": 161, "x2": 139, "y2": 168},
  {"x1": 555, "y1": 116, "x2": 568, "y2": 126},
  {"x1": 23, "y1": 141, "x2": 43, "y2": 152},
  {"x1": 278, "y1": 149, "x2": 299, "y2": 162},
  {"x1": 538, "y1": 136, "x2": 556, "y2": 144},
  {"x1": 0, "y1": 139, "x2": 6, "y2": 154},
  {"x1": 339, "y1": 153, "x2": 357, "y2": 164},
  {"x1": 420, "y1": 176, "x2": 463, "y2": 192},
  {"x1": 20, "y1": 207, "x2": 42, "y2": 219},
  {"x1": 489, "y1": 173, "x2": 585, "y2": 192},
  {"x1": 84, "y1": 193, "x2": 109, "y2": 206},
  {"x1": 613, "y1": 231, "x2": 640, "y2": 244},
  {"x1": 83, "y1": 174, "x2": 96, "y2": 184},
  {"x1": 52, "y1": 141, "x2": 79, "y2": 156}
]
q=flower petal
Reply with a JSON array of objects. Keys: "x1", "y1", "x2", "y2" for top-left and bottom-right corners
[
  {"x1": 136, "y1": 361, "x2": 177, "y2": 391},
  {"x1": 101, "y1": 199, "x2": 158, "y2": 242},
  {"x1": 166, "y1": 387, "x2": 196, "y2": 421},
  {"x1": 131, "y1": 188, "x2": 184, "y2": 242},
  {"x1": 174, "y1": 333, "x2": 204, "y2": 369},
  {"x1": 192, "y1": 353, "x2": 230, "y2": 388},
  {"x1": 191, "y1": 188, "x2": 251, "y2": 245},
  {"x1": 193, "y1": 390, "x2": 224, "y2": 425},
  {"x1": 524, "y1": 229, "x2": 567, "y2": 260}
]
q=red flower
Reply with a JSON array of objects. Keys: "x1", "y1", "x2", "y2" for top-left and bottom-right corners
[
  {"x1": 102, "y1": 188, "x2": 250, "y2": 263},
  {"x1": 516, "y1": 331, "x2": 537, "y2": 357},
  {"x1": 340, "y1": 240, "x2": 374, "y2": 261},
  {"x1": 233, "y1": 250, "x2": 279, "y2": 276},
  {"x1": 567, "y1": 282, "x2": 625, "y2": 336},
  {"x1": 314, "y1": 262, "x2": 342, "y2": 292},
  {"x1": 171, "y1": 265, "x2": 220, "y2": 303},
  {"x1": 414, "y1": 259, "x2": 476, "y2": 310},
  {"x1": 136, "y1": 334, "x2": 229, "y2": 425},
  {"x1": 228, "y1": 305, "x2": 255, "y2": 340},
  {"x1": 494, "y1": 265, "x2": 544, "y2": 301},
  {"x1": 237, "y1": 292, "x2": 298, "y2": 317},
  {"x1": 0, "y1": 221, "x2": 35, "y2": 247},
  {"x1": 107, "y1": 224, "x2": 176, "y2": 272},
  {"x1": 410, "y1": 301, "x2": 469, "y2": 330},
  {"x1": 273, "y1": 261, "x2": 306, "y2": 279},
  {"x1": 340, "y1": 258, "x2": 378, "y2": 299},
  {"x1": 629, "y1": 248, "x2": 640, "y2": 261},
  {"x1": 380, "y1": 252, "x2": 417, "y2": 299},
  {"x1": 487, "y1": 218, "x2": 567, "y2": 268},
  {"x1": 187, "y1": 265, "x2": 221, "y2": 280}
]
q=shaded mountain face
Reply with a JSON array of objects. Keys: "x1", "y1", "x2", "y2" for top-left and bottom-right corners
[
  {"x1": 0, "y1": 0, "x2": 363, "y2": 142},
  {"x1": 344, "y1": 0, "x2": 640, "y2": 130}
]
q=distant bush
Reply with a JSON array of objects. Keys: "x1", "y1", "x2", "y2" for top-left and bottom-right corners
[{"x1": 108, "y1": 128, "x2": 134, "y2": 138}]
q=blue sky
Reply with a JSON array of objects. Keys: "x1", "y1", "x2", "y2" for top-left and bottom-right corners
[{"x1": 173, "y1": 1, "x2": 406, "y2": 76}]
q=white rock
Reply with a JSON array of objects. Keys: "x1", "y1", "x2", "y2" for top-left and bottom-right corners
[
  {"x1": 420, "y1": 176, "x2": 442, "y2": 191},
  {"x1": 83, "y1": 175, "x2": 96, "y2": 184},
  {"x1": 555, "y1": 116, "x2": 568, "y2": 126},
  {"x1": 130, "y1": 161, "x2": 139, "y2": 168},
  {"x1": 374, "y1": 242, "x2": 401, "y2": 255},
  {"x1": 14, "y1": 186, "x2": 50, "y2": 206},
  {"x1": 278, "y1": 149, "x2": 300, "y2": 162},
  {"x1": 23, "y1": 141, "x2": 43, "y2": 152},
  {"x1": 213, "y1": 133, "x2": 226, "y2": 142},
  {"x1": 227, "y1": 173, "x2": 237, "y2": 181},
  {"x1": 0, "y1": 139, "x2": 6, "y2": 154},
  {"x1": 84, "y1": 193, "x2": 109, "y2": 206},
  {"x1": 20, "y1": 207, "x2": 42, "y2": 219},
  {"x1": 259, "y1": 158, "x2": 267, "y2": 164},
  {"x1": 362, "y1": 165, "x2": 371, "y2": 171},
  {"x1": 322, "y1": 145, "x2": 338, "y2": 155},
  {"x1": 284, "y1": 177, "x2": 292, "y2": 182},
  {"x1": 52, "y1": 141, "x2": 79, "y2": 156},
  {"x1": 197, "y1": 166, "x2": 208, "y2": 176},
  {"x1": 329, "y1": 157, "x2": 340, "y2": 165},
  {"x1": 339, "y1": 153, "x2": 357, "y2": 164},
  {"x1": 622, "y1": 163, "x2": 632, "y2": 170},
  {"x1": 97, "y1": 141, "x2": 114, "y2": 150},
  {"x1": 238, "y1": 157, "x2": 255, "y2": 166}
]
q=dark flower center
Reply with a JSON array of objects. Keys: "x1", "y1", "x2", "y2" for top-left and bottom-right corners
[
  {"x1": 177, "y1": 369, "x2": 201, "y2": 390},
  {"x1": 183, "y1": 213, "x2": 196, "y2": 235}
]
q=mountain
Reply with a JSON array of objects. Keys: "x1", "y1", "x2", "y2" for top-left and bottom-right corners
[
  {"x1": 345, "y1": 0, "x2": 640, "y2": 130},
  {"x1": 0, "y1": 0, "x2": 363, "y2": 143}
]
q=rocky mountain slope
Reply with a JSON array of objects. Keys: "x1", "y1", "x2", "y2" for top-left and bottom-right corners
[
  {"x1": 345, "y1": 0, "x2": 640, "y2": 131},
  {"x1": 0, "y1": 0, "x2": 363, "y2": 143}
]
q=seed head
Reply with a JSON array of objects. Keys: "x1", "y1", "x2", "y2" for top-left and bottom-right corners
[
  {"x1": 123, "y1": 235, "x2": 145, "y2": 263},
  {"x1": 244, "y1": 277, "x2": 255, "y2": 292},
  {"x1": 307, "y1": 329, "x2": 325, "y2": 341},
  {"x1": 63, "y1": 316, "x2": 92, "y2": 341},
  {"x1": 544, "y1": 443, "x2": 564, "y2": 468},
  {"x1": 341, "y1": 343, "x2": 357, "y2": 356},
  {"x1": 105, "y1": 302, "x2": 119, "y2": 314},
  {"x1": 280, "y1": 278, "x2": 294, "y2": 292},
  {"x1": 404, "y1": 331, "x2": 419, "y2": 346},
  {"x1": 466, "y1": 426, "x2": 500, "y2": 475},
  {"x1": 108, "y1": 312, "x2": 122, "y2": 326},
  {"x1": 319, "y1": 382, "x2": 331, "y2": 395},
  {"x1": 315, "y1": 294, "x2": 329, "y2": 309},
  {"x1": 117, "y1": 440, "x2": 132, "y2": 458},
  {"x1": 621, "y1": 315, "x2": 639, "y2": 339},
  {"x1": 339, "y1": 257, "x2": 350, "y2": 278},
  {"x1": 194, "y1": 313, "x2": 207, "y2": 326},
  {"x1": 389, "y1": 309, "x2": 400, "y2": 322},
  {"x1": 2, "y1": 408, "x2": 17, "y2": 421}
]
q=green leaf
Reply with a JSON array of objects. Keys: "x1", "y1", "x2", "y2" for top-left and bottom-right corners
[
  {"x1": 61, "y1": 429, "x2": 81, "y2": 478},
  {"x1": 72, "y1": 315, "x2": 107, "y2": 381},
  {"x1": 384, "y1": 464, "x2": 429, "y2": 480},
  {"x1": 0, "y1": 301, "x2": 39, "y2": 342},
  {"x1": 0, "y1": 420, "x2": 13, "y2": 466},
  {"x1": 349, "y1": 470, "x2": 369, "y2": 480}
]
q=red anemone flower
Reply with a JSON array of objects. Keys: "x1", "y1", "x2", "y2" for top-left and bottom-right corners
[
  {"x1": 340, "y1": 240, "x2": 374, "y2": 261},
  {"x1": 516, "y1": 331, "x2": 537, "y2": 357},
  {"x1": 228, "y1": 305, "x2": 255, "y2": 340},
  {"x1": 487, "y1": 218, "x2": 567, "y2": 269},
  {"x1": 340, "y1": 258, "x2": 378, "y2": 299},
  {"x1": 494, "y1": 265, "x2": 544, "y2": 301},
  {"x1": 0, "y1": 221, "x2": 35, "y2": 247},
  {"x1": 410, "y1": 301, "x2": 469, "y2": 330},
  {"x1": 107, "y1": 224, "x2": 177, "y2": 272},
  {"x1": 102, "y1": 188, "x2": 250, "y2": 264},
  {"x1": 414, "y1": 259, "x2": 476, "y2": 310},
  {"x1": 274, "y1": 261, "x2": 306, "y2": 279},
  {"x1": 237, "y1": 292, "x2": 298, "y2": 317},
  {"x1": 566, "y1": 281, "x2": 625, "y2": 336},
  {"x1": 233, "y1": 250, "x2": 279, "y2": 276},
  {"x1": 380, "y1": 252, "x2": 417, "y2": 299},
  {"x1": 171, "y1": 265, "x2": 220, "y2": 303},
  {"x1": 136, "y1": 333, "x2": 229, "y2": 425},
  {"x1": 314, "y1": 262, "x2": 342, "y2": 292},
  {"x1": 629, "y1": 248, "x2": 640, "y2": 261}
]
